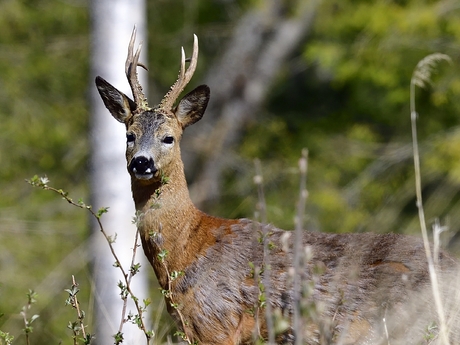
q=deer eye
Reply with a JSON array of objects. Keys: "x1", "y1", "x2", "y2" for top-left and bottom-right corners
[
  {"x1": 126, "y1": 133, "x2": 136, "y2": 143},
  {"x1": 163, "y1": 136, "x2": 174, "y2": 144}
]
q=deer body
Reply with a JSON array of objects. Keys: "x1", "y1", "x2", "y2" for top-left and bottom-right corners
[
  {"x1": 133, "y1": 168, "x2": 444, "y2": 345},
  {"x1": 95, "y1": 29, "x2": 457, "y2": 344}
]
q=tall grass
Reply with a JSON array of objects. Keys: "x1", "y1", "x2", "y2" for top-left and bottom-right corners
[{"x1": 410, "y1": 53, "x2": 452, "y2": 345}]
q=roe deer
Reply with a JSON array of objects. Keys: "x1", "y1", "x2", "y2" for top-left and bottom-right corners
[{"x1": 95, "y1": 29, "x2": 458, "y2": 344}]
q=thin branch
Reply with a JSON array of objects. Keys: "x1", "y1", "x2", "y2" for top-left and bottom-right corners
[
  {"x1": 65, "y1": 275, "x2": 93, "y2": 344},
  {"x1": 27, "y1": 176, "x2": 152, "y2": 344},
  {"x1": 159, "y1": 258, "x2": 191, "y2": 345},
  {"x1": 293, "y1": 149, "x2": 308, "y2": 345},
  {"x1": 118, "y1": 227, "x2": 142, "y2": 334},
  {"x1": 72, "y1": 276, "x2": 87, "y2": 340},
  {"x1": 254, "y1": 159, "x2": 275, "y2": 344}
]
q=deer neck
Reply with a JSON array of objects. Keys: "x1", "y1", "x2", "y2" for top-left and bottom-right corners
[
  {"x1": 130, "y1": 159, "x2": 206, "y2": 286},
  {"x1": 131, "y1": 158, "x2": 193, "y2": 211}
]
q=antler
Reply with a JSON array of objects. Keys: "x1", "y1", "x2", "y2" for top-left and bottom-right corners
[
  {"x1": 125, "y1": 27, "x2": 149, "y2": 112},
  {"x1": 159, "y1": 34, "x2": 199, "y2": 110}
]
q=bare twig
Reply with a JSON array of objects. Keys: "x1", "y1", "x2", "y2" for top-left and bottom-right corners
[
  {"x1": 254, "y1": 159, "x2": 275, "y2": 344},
  {"x1": 433, "y1": 219, "x2": 449, "y2": 267},
  {"x1": 118, "y1": 223, "x2": 142, "y2": 334},
  {"x1": 293, "y1": 149, "x2": 309, "y2": 345}
]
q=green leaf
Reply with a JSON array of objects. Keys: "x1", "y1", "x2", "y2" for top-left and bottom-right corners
[
  {"x1": 113, "y1": 331, "x2": 124, "y2": 345},
  {"x1": 157, "y1": 249, "x2": 168, "y2": 262},
  {"x1": 30, "y1": 314, "x2": 39, "y2": 324},
  {"x1": 96, "y1": 206, "x2": 109, "y2": 218}
]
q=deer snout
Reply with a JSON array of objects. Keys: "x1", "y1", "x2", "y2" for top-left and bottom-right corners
[{"x1": 128, "y1": 156, "x2": 157, "y2": 179}]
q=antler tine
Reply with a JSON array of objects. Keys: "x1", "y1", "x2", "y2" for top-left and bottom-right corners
[
  {"x1": 179, "y1": 47, "x2": 186, "y2": 83},
  {"x1": 125, "y1": 27, "x2": 149, "y2": 111},
  {"x1": 187, "y1": 34, "x2": 199, "y2": 81},
  {"x1": 125, "y1": 27, "x2": 136, "y2": 75},
  {"x1": 160, "y1": 34, "x2": 199, "y2": 110}
]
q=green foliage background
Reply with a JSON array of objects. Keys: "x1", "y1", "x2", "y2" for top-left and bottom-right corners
[{"x1": 1, "y1": 0, "x2": 460, "y2": 343}]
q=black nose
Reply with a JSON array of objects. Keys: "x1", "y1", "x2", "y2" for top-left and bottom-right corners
[{"x1": 129, "y1": 156, "x2": 156, "y2": 175}]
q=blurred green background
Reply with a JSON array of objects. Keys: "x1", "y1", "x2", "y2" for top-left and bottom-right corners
[{"x1": 1, "y1": 0, "x2": 460, "y2": 343}]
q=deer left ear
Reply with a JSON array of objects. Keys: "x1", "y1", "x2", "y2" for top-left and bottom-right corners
[
  {"x1": 174, "y1": 85, "x2": 210, "y2": 128},
  {"x1": 95, "y1": 76, "x2": 137, "y2": 124}
]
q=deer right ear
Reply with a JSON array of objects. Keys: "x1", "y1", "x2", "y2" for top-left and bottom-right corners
[
  {"x1": 95, "y1": 76, "x2": 136, "y2": 124},
  {"x1": 175, "y1": 85, "x2": 210, "y2": 128}
]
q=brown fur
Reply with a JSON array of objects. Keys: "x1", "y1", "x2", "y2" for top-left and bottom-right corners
[{"x1": 94, "y1": 33, "x2": 458, "y2": 344}]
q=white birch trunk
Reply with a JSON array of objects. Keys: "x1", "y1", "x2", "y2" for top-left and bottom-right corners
[{"x1": 89, "y1": 1, "x2": 149, "y2": 344}]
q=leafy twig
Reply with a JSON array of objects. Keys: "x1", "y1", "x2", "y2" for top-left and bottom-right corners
[
  {"x1": 65, "y1": 276, "x2": 93, "y2": 344},
  {"x1": 118, "y1": 218, "x2": 143, "y2": 336},
  {"x1": 157, "y1": 251, "x2": 191, "y2": 344},
  {"x1": 27, "y1": 176, "x2": 153, "y2": 344},
  {"x1": 20, "y1": 290, "x2": 39, "y2": 345},
  {"x1": 0, "y1": 330, "x2": 14, "y2": 345}
]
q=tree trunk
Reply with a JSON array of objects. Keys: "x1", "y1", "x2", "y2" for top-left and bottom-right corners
[
  {"x1": 89, "y1": 1, "x2": 149, "y2": 344},
  {"x1": 182, "y1": 0, "x2": 320, "y2": 208}
]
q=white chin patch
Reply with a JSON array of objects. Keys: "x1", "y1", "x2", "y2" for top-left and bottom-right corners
[{"x1": 135, "y1": 173, "x2": 154, "y2": 180}]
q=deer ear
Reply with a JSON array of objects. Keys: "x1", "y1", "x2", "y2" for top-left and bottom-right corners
[
  {"x1": 95, "y1": 76, "x2": 136, "y2": 124},
  {"x1": 174, "y1": 85, "x2": 210, "y2": 128}
]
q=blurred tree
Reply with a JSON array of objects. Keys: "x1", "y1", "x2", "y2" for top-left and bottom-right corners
[
  {"x1": 0, "y1": 0, "x2": 91, "y2": 343},
  {"x1": 89, "y1": 1, "x2": 149, "y2": 344},
  {"x1": 183, "y1": 0, "x2": 320, "y2": 208},
  {"x1": 222, "y1": 0, "x2": 460, "y2": 245}
]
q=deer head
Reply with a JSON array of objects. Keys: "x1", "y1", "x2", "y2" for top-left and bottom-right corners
[{"x1": 95, "y1": 28, "x2": 210, "y2": 184}]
